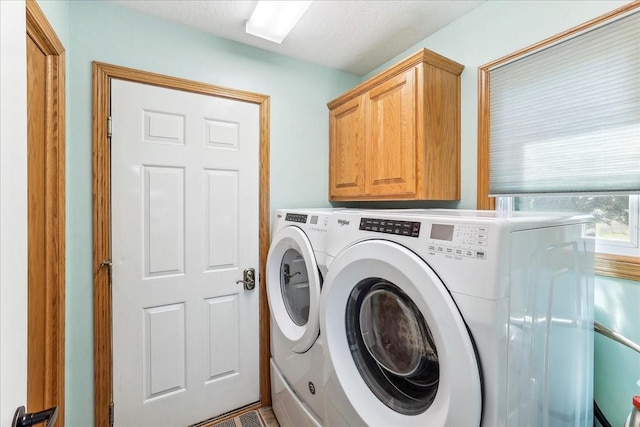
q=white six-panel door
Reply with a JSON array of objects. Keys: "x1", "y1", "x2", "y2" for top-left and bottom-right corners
[{"x1": 111, "y1": 79, "x2": 260, "y2": 426}]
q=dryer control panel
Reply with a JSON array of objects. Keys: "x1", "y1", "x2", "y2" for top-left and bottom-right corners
[
  {"x1": 285, "y1": 212, "x2": 330, "y2": 234},
  {"x1": 285, "y1": 212, "x2": 308, "y2": 223},
  {"x1": 427, "y1": 223, "x2": 489, "y2": 260}
]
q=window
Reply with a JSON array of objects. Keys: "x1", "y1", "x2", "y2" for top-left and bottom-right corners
[
  {"x1": 497, "y1": 195, "x2": 640, "y2": 258},
  {"x1": 478, "y1": 3, "x2": 640, "y2": 281}
]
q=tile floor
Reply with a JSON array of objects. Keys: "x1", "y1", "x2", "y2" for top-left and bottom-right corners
[
  {"x1": 206, "y1": 407, "x2": 279, "y2": 427},
  {"x1": 258, "y1": 407, "x2": 279, "y2": 427}
]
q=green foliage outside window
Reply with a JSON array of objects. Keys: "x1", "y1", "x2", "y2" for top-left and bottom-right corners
[{"x1": 514, "y1": 195, "x2": 630, "y2": 241}]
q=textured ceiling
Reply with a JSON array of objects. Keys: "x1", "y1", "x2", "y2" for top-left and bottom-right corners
[{"x1": 106, "y1": 0, "x2": 485, "y2": 76}]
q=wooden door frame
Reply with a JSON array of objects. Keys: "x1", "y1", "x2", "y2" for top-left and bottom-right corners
[
  {"x1": 26, "y1": 0, "x2": 66, "y2": 424},
  {"x1": 92, "y1": 62, "x2": 271, "y2": 426}
]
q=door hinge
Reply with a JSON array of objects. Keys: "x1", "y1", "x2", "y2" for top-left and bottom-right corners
[
  {"x1": 109, "y1": 401, "x2": 114, "y2": 426},
  {"x1": 107, "y1": 116, "x2": 112, "y2": 138}
]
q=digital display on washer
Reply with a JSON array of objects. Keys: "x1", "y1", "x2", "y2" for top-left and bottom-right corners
[
  {"x1": 285, "y1": 213, "x2": 307, "y2": 223},
  {"x1": 359, "y1": 218, "x2": 421, "y2": 237},
  {"x1": 430, "y1": 224, "x2": 454, "y2": 241}
]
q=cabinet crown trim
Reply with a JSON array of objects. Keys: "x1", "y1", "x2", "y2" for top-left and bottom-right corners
[{"x1": 327, "y1": 48, "x2": 464, "y2": 109}]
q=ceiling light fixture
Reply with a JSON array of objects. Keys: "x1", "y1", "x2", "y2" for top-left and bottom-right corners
[{"x1": 246, "y1": 0, "x2": 313, "y2": 44}]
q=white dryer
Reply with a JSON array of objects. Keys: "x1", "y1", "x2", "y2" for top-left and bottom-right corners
[
  {"x1": 266, "y1": 208, "x2": 340, "y2": 427},
  {"x1": 320, "y1": 209, "x2": 595, "y2": 427}
]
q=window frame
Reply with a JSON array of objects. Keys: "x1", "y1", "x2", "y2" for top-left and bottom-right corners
[{"x1": 477, "y1": 1, "x2": 640, "y2": 282}]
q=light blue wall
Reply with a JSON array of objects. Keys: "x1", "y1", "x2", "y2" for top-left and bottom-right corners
[
  {"x1": 58, "y1": 1, "x2": 358, "y2": 425},
  {"x1": 35, "y1": 0, "x2": 639, "y2": 426}
]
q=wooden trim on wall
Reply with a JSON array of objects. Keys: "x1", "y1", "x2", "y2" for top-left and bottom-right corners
[
  {"x1": 92, "y1": 62, "x2": 271, "y2": 426},
  {"x1": 476, "y1": 1, "x2": 640, "y2": 282},
  {"x1": 258, "y1": 96, "x2": 272, "y2": 407},
  {"x1": 476, "y1": 67, "x2": 494, "y2": 211},
  {"x1": 26, "y1": 0, "x2": 66, "y2": 424},
  {"x1": 480, "y1": 1, "x2": 640, "y2": 72},
  {"x1": 595, "y1": 254, "x2": 640, "y2": 282},
  {"x1": 92, "y1": 63, "x2": 111, "y2": 427}
]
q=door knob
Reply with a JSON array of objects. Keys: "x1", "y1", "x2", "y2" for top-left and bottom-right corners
[
  {"x1": 12, "y1": 406, "x2": 58, "y2": 427},
  {"x1": 236, "y1": 268, "x2": 256, "y2": 290}
]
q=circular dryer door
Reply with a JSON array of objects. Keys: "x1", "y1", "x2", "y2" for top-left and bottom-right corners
[
  {"x1": 321, "y1": 239, "x2": 482, "y2": 426},
  {"x1": 267, "y1": 226, "x2": 322, "y2": 353}
]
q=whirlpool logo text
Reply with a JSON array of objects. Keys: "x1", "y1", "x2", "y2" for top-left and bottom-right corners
[{"x1": 337, "y1": 219, "x2": 350, "y2": 226}]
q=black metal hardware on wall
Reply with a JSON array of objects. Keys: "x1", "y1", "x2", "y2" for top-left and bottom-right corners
[{"x1": 593, "y1": 321, "x2": 640, "y2": 427}]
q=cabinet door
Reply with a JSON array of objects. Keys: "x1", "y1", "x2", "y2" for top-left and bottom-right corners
[
  {"x1": 365, "y1": 68, "x2": 416, "y2": 197},
  {"x1": 329, "y1": 95, "x2": 366, "y2": 199}
]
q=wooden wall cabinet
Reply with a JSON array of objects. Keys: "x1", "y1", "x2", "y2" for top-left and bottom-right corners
[{"x1": 328, "y1": 49, "x2": 464, "y2": 201}]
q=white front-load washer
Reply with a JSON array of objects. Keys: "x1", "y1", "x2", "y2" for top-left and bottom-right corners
[
  {"x1": 266, "y1": 208, "x2": 341, "y2": 427},
  {"x1": 320, "y1": 209, "x2": 595, "y2": 427}
]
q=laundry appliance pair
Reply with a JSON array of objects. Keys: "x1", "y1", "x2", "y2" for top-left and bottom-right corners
[{"x1": 266, "y1": 208, "x2": 595, "y2": 427}]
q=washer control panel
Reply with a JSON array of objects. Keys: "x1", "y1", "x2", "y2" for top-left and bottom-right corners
[
  {"x1": 359, "y1": 217, "x2": 421, "y2": 237},
  {"x1": 427, "y1": 223, "x2": 489, "y2": 260}
]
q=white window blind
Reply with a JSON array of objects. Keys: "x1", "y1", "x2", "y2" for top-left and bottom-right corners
[{"x1": 489, "y1": 10, "x2": 640, "y2": 196}]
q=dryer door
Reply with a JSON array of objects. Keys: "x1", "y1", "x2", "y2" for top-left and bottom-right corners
[
  {"x1": 321, "y1": 239, "x2": 482, "y2": 426},
  {"x1": 267, "y1": 226, "x2": 322, "y2": 353}
]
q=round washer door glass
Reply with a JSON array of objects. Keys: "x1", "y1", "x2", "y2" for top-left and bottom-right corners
[
  {"x1": 280, "y1": 247, "x2": 311, "y2": 326},
  {"x1": 348, "y1": 279, "x2": 439, "y2": 415},
  {"x1": 266, "y1": 226, "x2": 322, "y2": 353}
]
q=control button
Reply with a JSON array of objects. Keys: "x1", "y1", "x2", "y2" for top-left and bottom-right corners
[
  {"x1": 475, "y1": 233, "x2": 488, "y2": 240},
  {"x1": 455, "y1": 248, "x2": 464, "y2": 256},
  {"x1": 464, "y1": 249, "x2": 475, "y2": 258},
  {"x1": 476, "y1": 251, "x2": 486, "y2": 260},
  {"x1": 428, "y1": 244, "x2": 437, "y2": 251},
  {"x1": 285, "y1": 213, "x2": 307, "y2": 223},
  {"x1": 360, "y1": 218, "x2": 421, "y2": 238},
  {"x1": 475, "y1": 240, "x2": 488, "y2": 246},
  {"x1": 476, "y1": 226, "x2": 489, "y2": 233},
  {"x1": 445, "y1": 247, "x2": 454, "y2": 254},
  {"x1": 437, "y1": 246, "x2": 445, "y2": 252}
]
